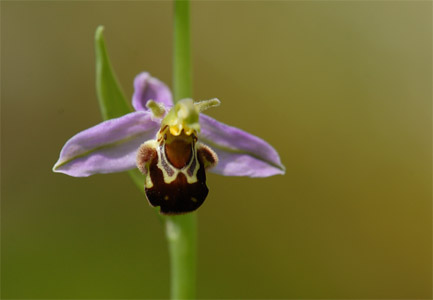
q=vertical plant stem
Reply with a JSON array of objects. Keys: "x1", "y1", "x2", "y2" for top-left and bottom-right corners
[
  {"x1": 173, "y1": 0, "x2": 192, "y2": 100},
  {"x1": 165, "y1": 213, "x2": 197, "y2": 299},
  {"x1": 165, "y1": 0, "x2": 197, "y2": 299}
]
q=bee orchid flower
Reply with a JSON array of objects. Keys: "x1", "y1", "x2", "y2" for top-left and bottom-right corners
[{"x1": 53, "y1": 72, "x2": 285, "y2": 214}]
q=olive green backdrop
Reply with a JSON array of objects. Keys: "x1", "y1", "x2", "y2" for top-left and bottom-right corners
[{"x1": 2, "y1": 1, "x2": 431, "y2": 299}]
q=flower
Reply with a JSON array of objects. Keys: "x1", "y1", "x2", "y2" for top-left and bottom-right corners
[{"x1": 53, "y1": 72, "x2": 285, "y2": 214}]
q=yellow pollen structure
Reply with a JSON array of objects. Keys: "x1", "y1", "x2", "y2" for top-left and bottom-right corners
[
  {"x1": 169, "y1": 125, "x2": 195, "y2": 136},
  {"x1": 161, "y1": 98, "x2": 221, "y2": 137}
]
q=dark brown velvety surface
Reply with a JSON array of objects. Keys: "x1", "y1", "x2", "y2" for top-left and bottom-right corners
[{"x1": 145, "y1": 155, "x2": 208, "y2": 215}]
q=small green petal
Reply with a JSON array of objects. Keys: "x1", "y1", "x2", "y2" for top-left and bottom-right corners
[
  {"x1": 194, "y1": 98, "x2": 220, "y2": 112},
  {"x1": 146, "y1": 100, "x2": 167, "y2": 118}
]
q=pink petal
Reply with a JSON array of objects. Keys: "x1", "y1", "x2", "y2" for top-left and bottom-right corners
[
  {"x1": 132, "y1": 72, "x2": 173, "y2": 111},
  {"x1": 53, "y1": 111, "x2": 160, "y2": 177},
  {"x1": 199, "y1": 114, "x2": 285, "y2": 177}
]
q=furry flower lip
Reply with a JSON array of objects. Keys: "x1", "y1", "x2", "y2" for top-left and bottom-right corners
[
  {"x1": 137, "y1": 98, "x2": 219, "y2": 214},
  {"x1": 53, "y1": 72, "x2": 285, "y2": 214}
]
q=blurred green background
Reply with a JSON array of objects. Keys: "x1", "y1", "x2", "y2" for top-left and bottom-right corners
[{"x1": 1, "y1": 1, "x2": 431, "y2": 299}]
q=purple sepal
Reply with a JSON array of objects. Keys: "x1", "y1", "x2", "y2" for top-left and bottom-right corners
[
  {"x1": 53, "y1": 111, "x2": 160, "y2": 177},
  {"x1": 199, "y1": 114, "x2": 285, "y2": 177},
  {"x1": 132, "y1": 72, "x2": 173, "y2": 111}
]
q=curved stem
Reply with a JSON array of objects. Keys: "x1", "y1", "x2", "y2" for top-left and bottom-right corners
[{"x1": 165, "y1": 1, "x2": 197, "y2": 299}]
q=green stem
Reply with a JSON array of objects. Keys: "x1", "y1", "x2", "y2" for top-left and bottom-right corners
[
  {"x1": 165, "y1": 213, "x2": 197, "y2": 299},
  {"x1": 165, "y1": 0, "x2": 197, "y2": 299},
  {"x1": 173, "y1": 0, "x2": 192, "y2": 101}
]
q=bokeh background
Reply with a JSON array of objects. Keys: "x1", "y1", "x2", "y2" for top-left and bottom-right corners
[{"x1": 2, "y1": 1, "x2": 431, "y2": 299}]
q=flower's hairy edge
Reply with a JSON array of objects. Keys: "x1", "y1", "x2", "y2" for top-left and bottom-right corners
[{"x1": 53, "y1": 132, "x2": 149, "y2": 171}]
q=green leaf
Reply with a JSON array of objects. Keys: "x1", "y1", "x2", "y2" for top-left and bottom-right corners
[
  {"x1": 94, "y1": 26, "x2": 144, "y2": 192},
  {"x1": 95, "y1": 25, "x2": 133, "y2": 120}
]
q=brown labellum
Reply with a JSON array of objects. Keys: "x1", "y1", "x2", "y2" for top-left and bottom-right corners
[
  {"x1": 145, "y1": 152, "x2": 208, "y2": 215},
  {"x1": 136, "y1": 130, "x2": 218, "y2": 215}
]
